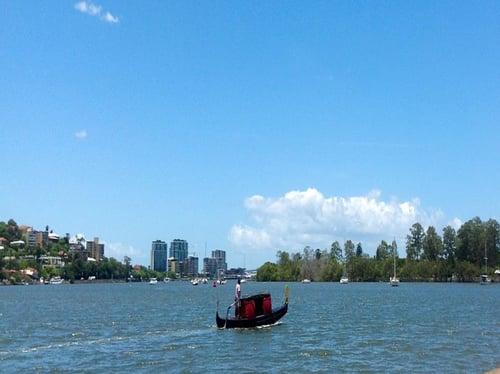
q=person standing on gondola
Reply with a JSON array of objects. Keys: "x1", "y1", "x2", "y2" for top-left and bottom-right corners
[{"x1": 235, "y1": 279, "x2": 241, "y2": 317}]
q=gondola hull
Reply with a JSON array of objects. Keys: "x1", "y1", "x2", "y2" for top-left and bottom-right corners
[{"x1": 216, "y1": 303, "x2": 288, "y2": 329}]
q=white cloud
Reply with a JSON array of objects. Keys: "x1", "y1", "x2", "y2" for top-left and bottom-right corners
[
  {"x1": 229, "y1": 188, "x2": 444, "y2": 257},
  {"x1": 103, "y1": 12, "x2": 119, "y2": 24},
  {"x1": 74, "y1": 1, "x2": 119, "y2": 24},
  {"x1": 75, "y1": 130, "x2": 87, "y2": 139},
  {"x1": 105, "y1": 242, "x2": 143, "y2": 264},
  {"x1": 450, "y1": 217, "x2": 463, "y2": 230}
]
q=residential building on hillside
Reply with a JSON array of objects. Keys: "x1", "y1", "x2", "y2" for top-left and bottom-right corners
[
  {"x1": 86, "y1": 237, "x2": 104, "y2": 261},
  {"x1": 39, "y1": 255, "x2": 64, "y2": 268},
  {"x1": 69, "y1": 241, "x2": 88, "y2": 261},
  {"x1": 151, "y1": 240, "x2": 168, "y2": 272},
  {"x1": 22, "y1": 227, "x2": 48, "y2": 248}
]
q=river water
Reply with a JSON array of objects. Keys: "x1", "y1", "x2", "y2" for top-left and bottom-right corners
[{"x1": 1, "y1": 281, "x2": 498, "y2": 373}]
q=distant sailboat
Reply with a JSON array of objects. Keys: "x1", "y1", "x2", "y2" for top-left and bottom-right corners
[
  {"x1": 480, "y1": 241, "x2": 491, "y2": 285},
  {"x1": 340, "y1": 264, "x2": 349, "y2": 284},
  {"x1": 390, "y1": 247, "x2": 399, "y2": 287}
]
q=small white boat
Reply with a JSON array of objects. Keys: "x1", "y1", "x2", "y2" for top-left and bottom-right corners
[
  {"x1": 50, "y1": 276, "x2": 63, "y2": 285},
  {"x1": 191, "y1": 279, "x2": 199, "y2": 286},
  {"x1": 389, "y1": 276, "x2": 400, "y2": 287},
  {"x1": 480, "y1": 274, "x2": 491, "y2": 285},
  {"x1": 149, "y1": 277, "x2": 158, "y2": 285},
  {"x1": 163, "y1": 277, "x2": 171, "y2": 283},
  {"x1": 302, "y1": 279, "x2": 311, "y2": 283}
]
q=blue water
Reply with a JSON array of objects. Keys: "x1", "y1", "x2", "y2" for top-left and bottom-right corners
[{"x1": 1, "y1": 281, "x2": 499, "y2": 373}]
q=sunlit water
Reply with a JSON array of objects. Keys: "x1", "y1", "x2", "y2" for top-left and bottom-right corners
[{"x1": 1, "y1": 281, "x2": 498, "y2": 373}]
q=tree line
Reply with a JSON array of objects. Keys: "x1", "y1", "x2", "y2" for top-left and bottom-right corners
[
  {"x1": 256, "y1": 217, "x2": 499, "y2": 282},
  {"x1": 1, "y1": 216, "x2": 498, "y2": 284}
]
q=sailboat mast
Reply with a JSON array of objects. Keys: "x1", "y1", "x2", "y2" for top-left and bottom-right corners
[
  {"x1": 484, "y1": 240, "x2": 488, "y2": 274},
  {"x1": 393, "y1": 249, "x2": 396, "y2": 277}
]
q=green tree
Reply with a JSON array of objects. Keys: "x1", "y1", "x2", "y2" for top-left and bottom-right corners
[
  {"x1": 376, "y1": 240, "x2": 391, "y2": 260},
  {"x1": 330, "y1": 241, "x2": 342, "y2": 261},
  {"x1": 256, "y1": 262, "x2": 280, "y2": 281},
  {"x1": 344, "y1": 240, "x2": 355, "y2": 262},
  {"x1": 484, "y1": 218, "x2": 500, "y2": 268},
  {"x1": 7, "y1": 219, "x2": 21, "y2": 241},
  {"x1": 276, "y1": 250, "x2": 300, "y2": 280},
  {"x1": 422, "y1": 226, "x2": 443, "y2": 261},
  {"x1": 406, "y1": 223, "x2": 425, "y2": 261},
  {"x1": 355, "y1": 242, "x2": 363, "y2": 257},
  {"x1": 300, "y1": 246, "x2": 315, "y2": 281},
  {"x1": 442, "y1": 225, "x2": 457, "y2": 262},
  {"x1": 457, "y1": 217, "x2": 484, "y2": 264},
  {"x1": 0, "y1": 221, "x2": 10, "y2": 241}
]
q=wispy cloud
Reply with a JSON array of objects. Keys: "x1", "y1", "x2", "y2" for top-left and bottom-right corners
[
  {"x1": 229, "y1": 188, "x2": 446, "y2": 258},
  {"x1": 74, "y1": 1, "x2": 119, "y2": 24},
  {"x1": 103, "y1": 11, "x2": 119, "y2": 24},
  {"x1": 75, "y1": 130, "x2": 87, "y2": 139},
  {"x1": 105, "y1": 242, "x2": 142, "y2": 264}
]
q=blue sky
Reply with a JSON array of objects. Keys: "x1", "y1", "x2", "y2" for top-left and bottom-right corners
[{"x1": 1, "y1": 1, "x2": 499, "y2": 270}]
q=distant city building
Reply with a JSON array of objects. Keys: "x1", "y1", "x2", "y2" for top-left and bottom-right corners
[
  {"x1": 151, "y1": 240, "x2": 168, "y2": 272},
  {"x1": 203, "y1": 249, "x2": 227, "y2": 278},
  {"x1": 185, "y1": 255, "x2": 199, "y2": 277},
  {"x1": 168, "y1": 257, "x2": 178, "y2": 275},
  {"x1": 212, "y1": 249, "x2": 227, "y2": 273},
  {"x1": 169, "y1": 239, "x2": 188, "y2": 262},
  {"x1": 203, "y1": 257, "x2": 217, "y2": 277},
  {"x1": 86, "y1": 237, "x2": 104, "y2": 261},
  {"x1": 169, "y1": 239, "x2": 188, "y2": 275}
]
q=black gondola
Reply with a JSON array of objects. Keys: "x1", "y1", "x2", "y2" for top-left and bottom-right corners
[{"x1": 216, "y1": 286, "x2": 289, "y2": 329}]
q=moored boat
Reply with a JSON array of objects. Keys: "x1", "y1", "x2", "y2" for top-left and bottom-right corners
[
  {"x1": 216, "y1": 286, "x2": 289, "y2": 329},
  {"x1": 480, "y1": 274, "x2": 491, "y2": 285},
  {"x1": 50, "y1": 276, "x2": 63, "y2": 285},
  {"x1": 389, "y1": 276, "x2": 400, "y2": 287},
  {"x1": 390, "y1": 245, "x2": 399, "y2": 286},
  {"x1": 340, "y1": 265, "x2": 349, "y2": 284}
]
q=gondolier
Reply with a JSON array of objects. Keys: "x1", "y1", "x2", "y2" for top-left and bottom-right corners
[{"x1": 235, "y1": 279, "x2": 241, "y2": 317}]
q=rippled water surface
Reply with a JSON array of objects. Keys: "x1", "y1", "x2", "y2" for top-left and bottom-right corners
[{"x1": 1, "y1": 281, "x2": 499, "y2": 373}]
